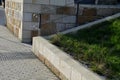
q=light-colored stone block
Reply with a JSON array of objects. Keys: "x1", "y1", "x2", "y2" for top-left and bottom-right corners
[
  {"x1": 23, "y1": 13, "x2": 32, "y2": 21},
  {"x1": 50, "y1": 0, "x2": 66, "y2": 6},
  {"x1": 23, "y1": 22, "x2": 39, "y2": 30},
  {"x1": 32, "y1": 0, "x2": 50, "y2": 5},
  {"x1": 23, "y1": 4, "x2": 41, "y2": 13},
  {"x1": 59, "y1": 60, "x2": 72, "y2": 80},
  {"x1": 22, "y1": 30, "x2": 31, "y2": 39},
  {"x1": 71, "y1": 68, "x2": 82, "y2": 80},
  {"x1": 62, "y1": 16, "x2": 76, "y2": 23}
]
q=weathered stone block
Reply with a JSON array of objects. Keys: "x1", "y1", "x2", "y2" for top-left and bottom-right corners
[
  {"x1": 65, "y1": 23, "x2": 75, "y2": 29},
  {"x1": 51, "y1": 64, "x2": 60, "y2": 77},
  {"x1": 41, "y1": 14, "x2": 50, "y2": 23},
  {"x1": 71, "y1": 68, "x2": 82, "y2": 80},
  {"x1": 14, "y1": 27, "x2": 19, "y2": 37},
  {"x1": 22, "y1": 30, "x2": 31, "y2": 39},
  {"x1": 50, "y1": 0, "x2": 66, "y2": 6},
  {"x1": 62, "y1": 16, "x2": 76, "y2": 23},
  {"x1": 32, "y1": 0, "x2": 50, "y2": 5},
  {"x1": 83, "y1": 8, "x2": 97, "y2": 16},
  {"x1": 41, "y1": 22, "x2": 57, "y2": 36},
  {"x1": 56, "y1": 7, "x2": 76, "y2": 15},
  {"x1": 23, "y1": 13, "x2": 32, "y2": 21},
  {"x1": 23, "y1": 4, "x2": 41, "y2": 13},
  {"x1": 45, "y1": 58, "x2": 53, "y2": 70},
  {"x1": 59, "y1": 72, "x2": 68, "y2": 80},
  {"x1": 59, "y1": 60, "x2": 72, "y2": 80},
  {"x1": 41, "y1": 5, "x2": 57, "y2": 14},
  {"x1": 37, "y1": 52, "x2": 45, "y2": 63},
  {"x1": 78, "y1": 16, "x2": 99, "y2": 24},
  {"x1": 56, "y1": 23, "x2": 66, "y2": 32},
  {"x1": 97, "y1": 8, "x2": 120, "y2": 16}
]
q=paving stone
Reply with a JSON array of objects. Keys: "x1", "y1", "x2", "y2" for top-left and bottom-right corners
[{"x1": 0, "y1": 7, "x2": 59, "y2": 80}]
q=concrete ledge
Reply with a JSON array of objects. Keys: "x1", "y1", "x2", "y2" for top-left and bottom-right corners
[{"x1": 32, "y1": 37, "x2": 104, "y2": 80}]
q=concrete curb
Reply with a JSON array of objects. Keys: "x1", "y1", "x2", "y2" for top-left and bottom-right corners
[{"x1": 32, "y1": 36, "x2": 104, "y2": 80}]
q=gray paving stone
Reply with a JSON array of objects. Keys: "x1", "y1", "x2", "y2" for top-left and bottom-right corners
[{"x1": 0, "y1": 6, "x2": 59, "y2": 80}]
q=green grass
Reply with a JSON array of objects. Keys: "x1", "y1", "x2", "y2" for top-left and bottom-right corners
[{"x1": 50, "y1": 18, "x2": 120, "y2": 80}]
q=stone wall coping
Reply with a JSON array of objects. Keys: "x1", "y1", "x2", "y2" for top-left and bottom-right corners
[{"x1": 32, "y1": 36, "x2": 104, "y2": 80}]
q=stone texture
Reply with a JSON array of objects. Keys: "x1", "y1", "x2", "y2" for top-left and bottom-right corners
[
  {"x1": 41, "y1": 14, "x2": 50, "y2": 23},
  {"x1": 78, "y1": 16, "x2": 100, "y2": 24},
  {"x1": 50, "y1": 0, "x2": 66, "y2": 6},
  {"x1": 32, "y1": 0, "x2": 50, "y2": 5},
  {"x1": 32, "y1": 36, "x2": 104, "y2": 80},
  {"x1": 56, "y1": 7, "x2": 76, "y2": 15},
  {"x1": 0, "y1": 9, "x2": 59, "y2": 79},
  {"x1": 41, "y1": 22, "x2": 57, "y2": 36},
  {"x1": 82, "y1": 8, "x2": 97, "y2": 16},
  {"x1": 5, "y1": 0, "x2": 120, "y2": 43}
]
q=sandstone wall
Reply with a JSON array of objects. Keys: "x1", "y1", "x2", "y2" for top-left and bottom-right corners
[
  {"x1": 5, "y1": 0, "x2": 120, "y2": 42},
  {"x1": 5, "y1": 0, "x2": 23, "y2": 40}
]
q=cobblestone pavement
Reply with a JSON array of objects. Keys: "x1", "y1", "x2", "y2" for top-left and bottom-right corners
[{"x1": 0, "y1": 6, "x2": 59, "y2": 80}]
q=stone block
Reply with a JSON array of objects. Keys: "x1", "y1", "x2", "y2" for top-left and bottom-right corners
[
  {"x1": 66, "y1": 0, "x2": 75, "y2": 6},
  {"x1": 56, "y1": 23, "x2": 66, "y2": 32},
  {"x1": 37, "y1": 52, "x2": 45, "y2": 63},
  {"x1": 22, "y1": 30, "x2": 31, "y2": 39},
  {"x1": 59, "y1": 60, "x2": 72, "y2": 80},
  {"x1": 65, "y1": 23, "x2": 75, "y2": 29},
  {"x1": 23, "y1": 22, "x2": 38, "y2": 30},
  {"x1": 23, "y1": 4, "x2": 41, "y2": 13},
  {"x1": 32, "y1": 0, "x2": 50, "y2": 5},
  {"x1": 56, "y1": 7, "x2": 76, "y2": 15},
  {"x1": 51, "y1": 65, "x2": 60, "y2": 77},
  {"x1": 23, "y1": 13, "x2": 32, "y2": 21},
  {"x1": 32, "y1": 36, "x2": 104, "y2": 80},
  {"x1": 41, "y1": 22, "x2": 57, "y2": 36},
  {"x1": 41, "y1": 14, "x2": 50, "y2": 23},
  {"x1": 59, "y1": 72, "x2": 68, "y2": 80},
  {"x1": 62, "y1": 16, "x2": 76, "y2": 23},
  {"x1": 83, "y1": 8, "x2": 97, "y2": 16},
  {"x1": 14, "y1": 27, "x2": 19, "y2": 37},
  {"x1": 71, "y1": 68, "x2": 82, "y2": 80},
  {"x1": 78, "y1": 16, "x2": 99, "y2": 24},
  {"x1": 50, "y1": 15, "x2": 67, "y2": 23},
  {"x1": 97, "y1": 8, "x2": 120, "y2": 16},
  {"x1": 41, "y1": 5, "x2": 57, "y2": 14},
  {"x1": 45, "y1": 58, "x2": 53, "y2": 70},
  {"x1": 50, "y1": 0, "x2": 66, "y2": 6}
]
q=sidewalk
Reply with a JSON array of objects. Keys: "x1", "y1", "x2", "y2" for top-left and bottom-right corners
[{"x1": 0, "y1": 6, "x2": 59, "y2": 80}]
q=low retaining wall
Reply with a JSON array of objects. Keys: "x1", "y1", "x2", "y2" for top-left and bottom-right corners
[{"x1": 32, "y1": 37, "x2": 104, "y2": 80}]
